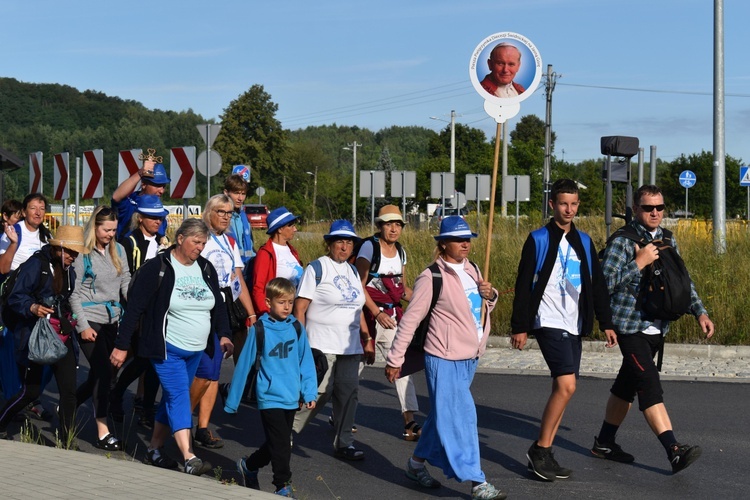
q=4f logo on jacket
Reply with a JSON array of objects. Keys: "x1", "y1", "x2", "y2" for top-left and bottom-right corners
[{"x1": 269, "y1": 340, "x2": 295, "y2": 359}]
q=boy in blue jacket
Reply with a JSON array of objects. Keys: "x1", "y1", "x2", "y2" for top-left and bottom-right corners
[{"x1": 225, "y1": 278, "x2": 317, "y2": 498}]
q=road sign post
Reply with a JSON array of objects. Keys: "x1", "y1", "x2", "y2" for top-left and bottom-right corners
[
  {"x1": 29, "y1": 152, "x2": 43, "y2": 194},
  {"x1": 390, "y1": 170, "x2": 416, "y2": 222},
  {"x1": 679, "y1": 170, "x2": 696, "y2": 219},
  {"x1": 197, "y1": 123, "x2": 222, "y2": 197},
  {"x1": 360, "y1": 170, "x2": 386, "y2": 231},
  {"x1": 740, "y1": 166, "x2": 750, "y2": 221}
]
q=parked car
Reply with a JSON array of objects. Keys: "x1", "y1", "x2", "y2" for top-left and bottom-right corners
[
  {"x1": 430, "y1": 205, "x2": 468, "y2": 228},
  {"x1": 244, "y1": 204, "x2": 269, "y2": 229}
]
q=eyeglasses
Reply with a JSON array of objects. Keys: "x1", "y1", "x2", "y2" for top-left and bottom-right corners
[
  {"x1": 640, "y1": 204, "x2": 665, "y2": 212},
  {"x1": 213, "y1": 209, "x2": 232, "y2": 218}
]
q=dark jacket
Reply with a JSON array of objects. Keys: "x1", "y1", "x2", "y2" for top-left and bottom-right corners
[
  {"x1": 119, "y1": 229, "x2": 154, "y2": 274},
  {"x1": 115, "y1": 247, "x2": 231, "y2": 360},
  {"x1": 511, "y1": 220, "x2": 614, "y2": 336},
  {"x1": 2, "y1": 246, "x2": 77, "y2": 366}
]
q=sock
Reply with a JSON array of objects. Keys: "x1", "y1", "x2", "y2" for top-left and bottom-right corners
[
  {"x1": 185, "y1": 454, "x2": 197, "y2": 464},
  {"x1": 598, "y1": 421, "x2": 619, "y2": 444},
  {"x1": 98, "y1": 432, "x2": 110, "y2": 441},
  {"x1": 409, "y1": 457, "x2": 425, "y2": 470},
  {"x1": 658, "y1": 430, "x2": 677, "y2": 454}
]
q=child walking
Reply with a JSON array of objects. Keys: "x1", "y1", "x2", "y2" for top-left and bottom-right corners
[{"x1": 225, "y1": 277, "x2": 317, "y2": 498}]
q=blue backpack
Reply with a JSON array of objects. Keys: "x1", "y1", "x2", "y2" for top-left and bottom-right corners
[{"x1": 531, "y1": 227, "x2": 592, "y2": 290}]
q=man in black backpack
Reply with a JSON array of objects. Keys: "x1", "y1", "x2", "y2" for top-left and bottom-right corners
[{"x1": 593, "y1": 184, "x2": 714, "y2": 474}]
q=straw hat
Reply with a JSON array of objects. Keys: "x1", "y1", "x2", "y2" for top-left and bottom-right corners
[
  {"x1": 49, "y1": 225, "x2": 90, "y2": 254},
  {"x1": 375, "y1": 204, "x2": 406, "y2": 224}
]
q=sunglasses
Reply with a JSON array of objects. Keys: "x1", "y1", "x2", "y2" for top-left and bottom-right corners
[{"x1": 640, "y1": 204, "x2": 665, "y2": 212}]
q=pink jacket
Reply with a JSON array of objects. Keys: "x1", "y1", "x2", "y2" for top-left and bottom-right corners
[{"x1": 386, "y1": 257, "x2": 497, "y2": 367}]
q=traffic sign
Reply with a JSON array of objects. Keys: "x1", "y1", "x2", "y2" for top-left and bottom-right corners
[
  {"x1": 679, "y1": 170, "x2": 696, "y2": 188},
  {"x1": 255, "y1": 187, "x2": 266, "y2": 197},
  {"x1": 29, "y1": 152, "x2": 42, "y2": 193},
  {"x1": 197, "y1": 124, "x2": 222, "y2": 148},
  {"x1": 741, "y1": 166, "x2": 750, "y2": 187},
  {"x1": 53, "y1": 152, "x2": 69, "y2": 200},
  {"x1": 118, "y1": 149, "x2": 142, "y2": 186},
  {"x1": 170, "y1": 147, "x2": 196, "y2": 199},
  {"x1": 82, "y1": 149, "x2": 104, "y2": 199},
  {"x1": 196, "y1": 150, "x2": 222, "y2": 177}
]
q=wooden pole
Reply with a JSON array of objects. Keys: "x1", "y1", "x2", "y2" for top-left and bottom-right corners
[{"x1": 481, "y1": 121, "x2": 503, "y2": 325}]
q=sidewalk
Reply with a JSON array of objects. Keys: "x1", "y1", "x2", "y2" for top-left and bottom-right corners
[{"x1": 1, "y1": 340, "x2": 748, "y2": 499}]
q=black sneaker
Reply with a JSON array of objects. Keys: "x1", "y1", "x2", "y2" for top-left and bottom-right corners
[
  {"x1": 526, "y1": 443, "x2": 556, "y2": 481},
  {"x1": 144, "y1": 448, "x2": 178, "y2": 470},
  {"x1": 591, "y1": 436, "x2": 635, "y2": 463},
  {"x1": 194, "y1": 427, "x2": 224, "y2": 449},
  {"x1": 669, "y1": 443, "x2": 702, "y2": 474},
  {"x1": 94, "y1": 433, "x2": 122, "y2": 451},
  {"x1": 547, "y1": 450, "x2": 572, "y2": 479},
  {"x1": 184, "y1": 456, "x2": 212, "y2": 476}
]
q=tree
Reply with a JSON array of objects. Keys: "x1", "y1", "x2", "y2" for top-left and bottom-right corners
[
  {"x1": 510, "y1": 114, "x2": 555, "y2": 152},
  {"x1": 377, "y1": 146, "x2": 395, "y2": 173},
  {"x1": 213, "y1": 85, "x2": 288, "y2": 190}
]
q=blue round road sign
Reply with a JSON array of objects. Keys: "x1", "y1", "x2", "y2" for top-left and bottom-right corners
[{"x1": 679, "y1": 170, "x2": 696, "y2": 188}]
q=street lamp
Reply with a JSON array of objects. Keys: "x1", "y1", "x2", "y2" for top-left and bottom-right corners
[
  {"x1": 430, "y1": 110, "x2": 457, "y2": 174},
  {"x1": 306, "y1": 166, "x2": 318, "y2": 221},
  {"x1": 343, "y1": 143, "x2": 361, "y2": 222}
]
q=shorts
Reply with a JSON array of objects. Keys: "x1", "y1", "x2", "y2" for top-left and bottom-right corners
[
  {"x1": 195, "y1": 334, "x2": 222, "y2": 381},
  {"x1": 609, "y1": 332, "x2": 664, "y2": 411},
  {"x1": 533, "y1": 327, "x2": 582, "y2": 378}
]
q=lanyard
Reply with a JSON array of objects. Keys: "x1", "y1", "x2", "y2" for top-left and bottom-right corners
[
  {"x1": 557, "y1": 242, "x2": 572, "y2": 283},
  {"x1": 211, "y1": 233, "x2": 236, "y2": 268}
]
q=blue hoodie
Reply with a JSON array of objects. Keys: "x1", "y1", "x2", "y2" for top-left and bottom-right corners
[{"x1": 225, "y1": 313, "x2": 318, "y2": 412}]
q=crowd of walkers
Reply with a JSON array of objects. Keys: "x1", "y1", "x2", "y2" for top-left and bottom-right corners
[{"x1": 0, "y1": 157, "x2": 712, "y2": 499}]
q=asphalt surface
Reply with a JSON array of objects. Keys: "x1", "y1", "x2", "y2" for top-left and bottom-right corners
[{"x1": 2, "y1": 344, "x2": 748, "y2": 499}]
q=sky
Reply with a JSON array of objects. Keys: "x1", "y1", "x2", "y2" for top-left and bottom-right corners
[{"x1": 2, "y1": 0, "x2": 749, "y2": 178}]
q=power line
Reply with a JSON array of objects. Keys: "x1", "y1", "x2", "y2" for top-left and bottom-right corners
[{"x1": 559, "y1": 82, "x2": 750, "y2": 98}]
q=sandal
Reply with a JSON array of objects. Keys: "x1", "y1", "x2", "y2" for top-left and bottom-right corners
[{"x1": 403, "y1": 421, "x2": 421, "y2": 441}]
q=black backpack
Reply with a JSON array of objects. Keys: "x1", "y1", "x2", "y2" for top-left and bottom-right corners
[
  {"x1": 608, "y1": 225, "x2": 692, "y2": 321},
  {"x1": 0, "y1": 252, "x2": 50, "y2": 308},
  {"x1": 350, "y1": 235, "x2": 406, "y2": 284}
]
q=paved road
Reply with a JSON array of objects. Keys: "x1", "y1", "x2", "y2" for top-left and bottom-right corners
[{"x1": 2, "y1": 345, "x2": 748, "y2": 499}]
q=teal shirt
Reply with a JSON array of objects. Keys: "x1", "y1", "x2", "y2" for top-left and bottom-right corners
[{"x1": 167, "y1": 257, "x2": 215, "y2": 351}]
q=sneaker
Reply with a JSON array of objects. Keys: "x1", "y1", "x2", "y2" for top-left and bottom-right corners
[
  {"x1": 669, "y1": 443, "x2": 702, "y2": 474},
  {"x1": 591, "y1": 436, "x2": 635, "y2": 463},
  {"x1": 236, "y1": 457, "x2": 260, "y2": 489},
  {"x1": 94, "y1": 433, "x2": 122, "y2": 451},
  {"x1": 334, "y1": 445, "x2": 365, "y2": 461},
  {"x1": 184, "y1": 456, "x2": 212, "y2": 476},
  {"x1": 274, "y1": 483, "x2": 297, "y2": 498},
  {"x1": 144, "y1": 448, "x2": 178, "y2": 470},
  {"x1": 194, "y1": 427, "x2": 224, "y2": 449},
  {"x1": 472, "y1": 482, "x2": 507, "y2": 500},
  {"x1": 547, "y1": 450, "x2": 572, "y2": 479},
  {"x1": 405, "y1": 459, "x2": 441, "y2": 488},
  {"x1": 25, "y1": 401, "x2": 52, "y2": 421},
  {"x1": 526, "y1": 443, "x2": 557, "y2": 482}
]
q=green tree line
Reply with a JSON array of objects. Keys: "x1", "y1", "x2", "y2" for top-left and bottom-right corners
[{"x1": 0, "y1": 77, "x2": 745, "y2": 221}]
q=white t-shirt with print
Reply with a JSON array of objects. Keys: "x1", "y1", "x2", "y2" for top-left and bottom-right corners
[
  {"x1": 297, "y1": 256, "x2": 365, "y2": 355},
  {"x1": 167, "y1": 258, "x2": 215, "y2": 351},
  {"x1": 202, "y1": 233, "x2": 243, "y2": 300},
  {"x1": 273, "y1": 243, "x2": 304, "y2": 287},
  {"x1": 0, "y1": 223, "x2": 44, "y2": 271},
  {"x1": 445, "y1": 261, "x2": 483, "y2": 341},
  {"x1": 535, "y1": 233, "x2": 583, "y2": 335}
]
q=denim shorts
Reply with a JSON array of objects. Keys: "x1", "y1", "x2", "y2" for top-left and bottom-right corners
[{"x1": 533, "y1": 327, "x2": 582, "y2": 378}]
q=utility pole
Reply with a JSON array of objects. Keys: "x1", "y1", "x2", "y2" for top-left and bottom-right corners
[
  {"x1": 430, "y1": 110, "x2": 460, "y2": 173},
  {"x1": 542, "y1": 64, "x2": 558, "y2": 219}
]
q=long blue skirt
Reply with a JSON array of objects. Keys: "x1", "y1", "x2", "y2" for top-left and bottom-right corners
[{"x1": 413, "y1": 353, "x2": 485, "y2": 483}]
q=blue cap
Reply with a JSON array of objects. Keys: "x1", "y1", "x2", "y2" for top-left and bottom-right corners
[
  {"x1": 232, "y1": 164, "x2": 251, "y2": 182},
  {"x1": 135, "y1": 194, "x2": 168, "y2": 218},
  {"x1": 142, "y1": 163, "x2": 170, "y2": 185},
  {"x1": 324, "y1": 219, "x2": 359, "y2": 241},
  {"x1": 266, "y1": 206, "x2": 299, "y2": 234},
  {"x1": 434, "y1": 216, "x2": 477, "y2": 240}
]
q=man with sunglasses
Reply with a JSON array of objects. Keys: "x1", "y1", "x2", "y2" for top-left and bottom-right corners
[{"x1": 594, "y1": 184, "x2": 714, "y2": 474}]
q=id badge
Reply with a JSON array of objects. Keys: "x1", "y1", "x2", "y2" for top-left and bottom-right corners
[{"x1": 565, "y1": 278, "x2": 579, "y2": 303}]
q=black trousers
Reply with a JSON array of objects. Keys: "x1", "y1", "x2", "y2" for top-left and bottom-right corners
[
  {"x1": 246, "y1": 408, "x2": 296, "y2": 490},
  {"x1": 76, "y1": 322, "x2": 118, "y2": 419},
  {"x1": 0, "y1": 336, "x2": 77, "y2": 436}
]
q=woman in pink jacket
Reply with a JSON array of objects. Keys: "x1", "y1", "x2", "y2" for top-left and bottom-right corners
[{"x1": 385, "y1": 217, "x2": 506, "y2": 500}]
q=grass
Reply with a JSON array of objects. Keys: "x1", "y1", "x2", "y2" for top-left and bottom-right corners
[{"x1": 276, "y1": 215, "x2": 749, "y2": 346}]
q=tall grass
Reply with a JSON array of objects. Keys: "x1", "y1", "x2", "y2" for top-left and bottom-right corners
[{"x1": 260, "y1": 215, "x2": 749, "y2": 345}]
